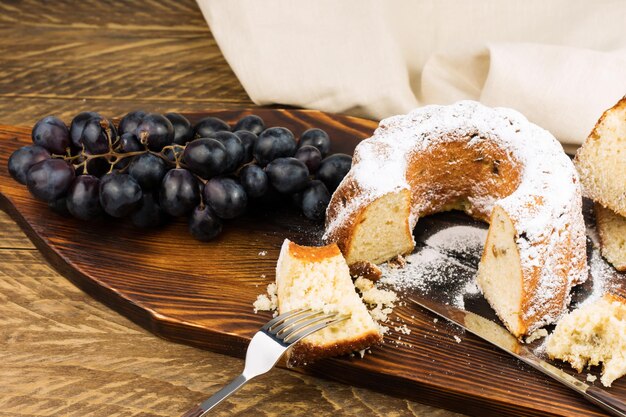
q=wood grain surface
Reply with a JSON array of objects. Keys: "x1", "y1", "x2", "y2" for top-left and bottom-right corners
[
  {"x1": 0, "y1": 1, "x2": 464, "y2": 416},
  {"x1": 1, "y1": 108, "x2": 625, "y2": 417}
]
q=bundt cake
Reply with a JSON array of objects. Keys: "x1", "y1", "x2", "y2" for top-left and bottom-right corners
[
  {"x1": 546, "y1": 293, "x2": 626, "y2": 387},
  {"x1": 275, "y1": 239, "x2": 382, "y2": 366},
  {"x1": 324, "y1": 101, "x2": 587, "y2": 338},
  {"x1": 575, "y1": 96, "x2": 626, "y2": 218},
  {"x1": 595, "y1": 203, "x2": 626, "y2": 272}
]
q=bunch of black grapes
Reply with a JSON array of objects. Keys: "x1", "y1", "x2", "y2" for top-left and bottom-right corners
[{"x1": 8, "y1": 111, "x2": 352, "y2": 241}]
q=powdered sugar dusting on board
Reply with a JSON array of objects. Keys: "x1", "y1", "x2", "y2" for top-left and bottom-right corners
[
  {"x1": 424, "y1": 225, "x2": 487, "y2": 255},
  {"x1": 577, "y1": 246, "x2": 621, "y2": 307},
  {"x1": 379, "y1": 247, "x2": 478, "y2": 310}
]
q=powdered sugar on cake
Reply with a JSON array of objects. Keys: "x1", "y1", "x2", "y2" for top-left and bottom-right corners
[{"x1": 324, "y1": 101, "x2": 588, "y2": 331}]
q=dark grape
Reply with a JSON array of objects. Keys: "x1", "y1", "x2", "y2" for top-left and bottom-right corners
[
  {"x1": 99, "y1": 173, "x2": 142, "y2": 217},
  {"x1": 100, "y1": 170, "x2": 120, "y2": 185},
  {"x1": 118, "y1": 132, "x2": 142, "y2": 153},
  {"x1": 118, "y1": 110, "x2": 146, "y2": 135},
  {"x1": 233, "y1": 115, "x2": 265, "y2": 135},
  {"x1": 265, "y1": 157, "x2": 309, "y2": 193},
  {"x1": 317, "y1": 153, "x2": 352, "y2": 192},
  {"x1": 69, "y1": 111, "x2": 99, "y2": 148},
  {"x1": 253, "y1": 127, "x2": 296, "y2": 166},
  {"x1": 234, "y1": 130, "x2": 256, "y2": 164},
  {"x1": 203, "y1": 177, "x2": 247, "y2": 219},
  {"x1": 32, "y1": 116, "x2": 70, "y2": 155},
  {"x1": 163, "y1": 146, "x2": 183, "y2": 164},
  {"x1": 165, "y1": 112, "x2": 193, "y2": 145},
  {"x1": 81, "y1": 116, "x2": 116, "y2": 154},
  {"x1": 66, "y1": 175, "x2": 102, "y2": 220},
  {"x1": 48, "y1": 197, "x2": 70, "y2": 216},
  {"x1": 299, "y1": 128, "x2": 330, "y2": 156},
  {"x1": 131, "y1": 192, "x2": 167, "y2": 228},
  {"x1": 194, "y1": 116, "x2": 230, "y2": 138},
  {"x1": 210, "y1": 131, "x2": 244, "y2": 172},
  {"x1": 83, "y1": 156, "x2": 110, "y2": 177},
  {"x1": 189, "y1": 205, "x2": 222, "y2": 241},
  {"x1": 301, "y1": 180, "x2": 330, "y2": 220},
  {"x1": 135, "y1": 113, "x2": 174, "y2": 151},
  {"x1": 181, "y1": 138, "x2": 228, "y2": 178},
  {"x1": 295, "y1": 145, "x2": 322, "y2": 173},
  {"x1": 8, "y1": 145, "x2": 50, "y2": 184},
  {"x1": 239, "y1": 164, "x2": 268, "y2": 198},
  {"x1": 159, "y1": 168, "x2": 200, "y2": 216},
  {"x1": 115, "y1": 132, "x2": 143, "y2": 169},
  {"x1": 26, "y1": 159, "x2": 75, "y2": 202},
  {"x1": 129, "y1": 153, "x2": 167, "y2": 190}
]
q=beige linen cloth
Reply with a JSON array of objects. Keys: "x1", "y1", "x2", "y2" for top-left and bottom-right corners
[{"x1": 197, "y1": 0, "x2": 626, "y2": 147}]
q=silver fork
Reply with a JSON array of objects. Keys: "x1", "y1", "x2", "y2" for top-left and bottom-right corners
[{"x1": 181, "y1": 308, "x2": 350, "y2": 417}]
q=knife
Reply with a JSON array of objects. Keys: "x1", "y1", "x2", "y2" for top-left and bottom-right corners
[{"x1": 409, "y1": 297, "x2": 626, "y2": 417}]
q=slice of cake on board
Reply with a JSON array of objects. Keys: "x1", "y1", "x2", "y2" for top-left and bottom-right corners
[{"x1": 275, "y1": 239, "x2": 382, "y2": 366}]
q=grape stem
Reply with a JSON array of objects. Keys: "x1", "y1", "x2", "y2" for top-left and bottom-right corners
[{"x1": 53, "y1": 136, "x2": 249, "y2": 184}]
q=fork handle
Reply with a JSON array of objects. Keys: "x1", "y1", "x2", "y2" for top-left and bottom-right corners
[{"x1": 181, "y1": 374, "x2": 248, "y2": 417}]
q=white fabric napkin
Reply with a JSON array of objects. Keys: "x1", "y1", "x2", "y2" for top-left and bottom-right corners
[{"x1": 197, "y1": 0, "x2": 626, "y2": 147}]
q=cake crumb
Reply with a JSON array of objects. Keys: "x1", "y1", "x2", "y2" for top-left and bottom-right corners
[
  {"x1": 525, "y1": 328, "x2": 548, "y2": 344},
  {"x1": 395, "y1": 324, "x2": 411, "y2": 335},
  {"x1": 453, "y1": 335, "x2": 462, "y2": 343},
  {"x1": 354, "y1": 276, "x2": 398, "y2": 329},
  {"x1": 253, "y1": 283, "x2": 278, "y2": 313},
  {"x1": 258, "y1": 250, "x2": 267, "y2": 256},
  {"x1": 354, "y1": 277, "x2": 398, "y2": 335},
  {"x1": 388, "y1": 254, "x2": 407, "y2": 268},
  {"x1": 587, "y1": 374, "x2": 597, "y2": 383}
]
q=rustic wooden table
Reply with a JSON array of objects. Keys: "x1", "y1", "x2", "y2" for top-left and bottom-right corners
[{"x1": 0, "y1": 1, "x2": 465, "y2": 416}]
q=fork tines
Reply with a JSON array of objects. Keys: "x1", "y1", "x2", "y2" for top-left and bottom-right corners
[{"x1": 262, "y1": 308, "x2": 350, "y2": 345}]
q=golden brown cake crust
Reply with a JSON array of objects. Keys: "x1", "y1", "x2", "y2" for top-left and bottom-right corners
[
  {"x1": 349, "y1": 261, "x2": 382, "y2": 281},
  {"x1": 286, "y1": 330, "x2": 382, "y2": 367},
  {"x1": 286, "y1": 240, "x2": 342, "y2": 262},
  {"x1": 605, "y1": 292, "x2": 626, "y2": 304}
]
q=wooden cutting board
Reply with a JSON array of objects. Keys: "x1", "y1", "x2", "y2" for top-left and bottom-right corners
[{"x1": 0, "y1": 109, "x2": 624, "y2": 417}]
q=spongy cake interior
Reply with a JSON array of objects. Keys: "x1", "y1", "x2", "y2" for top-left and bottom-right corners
[
  {"x1": 344, "y1": 189, "x2": 414, "y2": 265},
  {"x1": 595, "y1": 203, "x2": 626, "y2": 271},
  {"x1": 275, "y1": 239, "x2": 382, "y2": 364},
  {"x1": 477, "y1": 206, "x2": 524, "y2": 336},
  {"x1": 546, "y1": 294, "x2": 626, "y2": 387},
  {"x1": 575, "y1": 97, "x2": 626, "y2": 217}
]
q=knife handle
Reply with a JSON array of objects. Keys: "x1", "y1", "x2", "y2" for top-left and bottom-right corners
[{"x1": 586, "y1": 386, "x2": 626, "y2": 417}]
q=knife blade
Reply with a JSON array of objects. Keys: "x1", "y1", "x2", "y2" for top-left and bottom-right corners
[{"x1": 409, "y1": 297, "x2": 626, "y2": 417}]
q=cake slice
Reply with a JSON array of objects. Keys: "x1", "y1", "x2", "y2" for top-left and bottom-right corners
[
  {"x1": 575, "y1": 96, "x2": 626, "y2": 217},
  {"x1": 595, "y1": 203, "x2": 626, "y2": 271},
  {"x1": 546, "y1": 294, "x2": 626, "y2": 387},
  {"x1": 275, "y1": 239, "x2": 382, "y2": 366}
]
